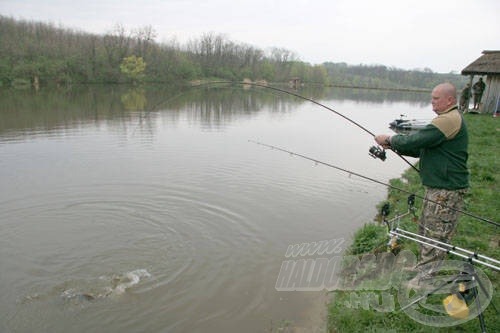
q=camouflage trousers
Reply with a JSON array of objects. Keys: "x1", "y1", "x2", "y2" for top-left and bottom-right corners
[{"x1": 415, "y1": 187, "x2": 467, "y2": 275}]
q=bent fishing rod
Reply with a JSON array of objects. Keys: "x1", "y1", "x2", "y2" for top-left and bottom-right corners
[
  {"x1": 249, "y1": 139, "x2": 499, "y2": 228},
  {"x1": 217, "y1": 81, "x2": 419, "y2": 172}
]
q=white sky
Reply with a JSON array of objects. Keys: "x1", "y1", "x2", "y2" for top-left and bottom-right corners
[{"x1": 1, "y1": 0, "x2": 498, "y2": 73}]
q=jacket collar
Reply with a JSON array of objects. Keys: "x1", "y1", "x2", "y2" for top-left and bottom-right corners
[{"x1": 441, "y1": 105, "x2": 458, "y2": 114}]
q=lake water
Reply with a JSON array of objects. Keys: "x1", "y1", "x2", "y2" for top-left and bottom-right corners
[{"x1": 0, "y1": 84, "x2": 432, "y2": 332}]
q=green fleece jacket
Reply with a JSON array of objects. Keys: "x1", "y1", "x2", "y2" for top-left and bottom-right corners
[{"x1": 390, "y1": 106, "x2": 469, "y2": 190}]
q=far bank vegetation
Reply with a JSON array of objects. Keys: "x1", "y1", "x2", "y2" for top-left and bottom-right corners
[{"x1": 0, "y1": 16, "x2": 466, "y2": 90}]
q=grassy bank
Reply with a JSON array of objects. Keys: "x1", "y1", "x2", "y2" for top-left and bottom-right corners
[{"x1": 327, "y1": 113, "x2": 499, "y2": 332}]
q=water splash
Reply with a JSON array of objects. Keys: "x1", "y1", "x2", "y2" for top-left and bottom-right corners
[
  {"x1": 110, "y1": 269, "x2": 151, "y2": 295},
  {"x1": 58, "y1": 268, "x2": 152, "y2": 303}
]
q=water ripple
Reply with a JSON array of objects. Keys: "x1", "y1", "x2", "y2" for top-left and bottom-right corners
[{"x1": 0, "y1": 182, "x2": 263, "y2": 331}]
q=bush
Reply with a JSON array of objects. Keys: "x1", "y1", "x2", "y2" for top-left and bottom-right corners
[{"x1": 349, "y1": 223, "x2": 388, "y2": 255}]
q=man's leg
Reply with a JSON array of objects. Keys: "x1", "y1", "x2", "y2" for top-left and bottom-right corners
[{"x1": 416, "y1": 188, "x2": 467, "y2": 276}]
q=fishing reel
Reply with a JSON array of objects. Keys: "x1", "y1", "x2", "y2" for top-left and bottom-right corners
[{"x1": 369, "y1": 145, "x2": 386, "y2": 161}]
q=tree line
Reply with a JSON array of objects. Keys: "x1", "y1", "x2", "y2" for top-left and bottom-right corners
[
  {"x1": 0, "y1": 16, "x2": 466, "y2": 89},
  {"x1": 324, "y1": 62, "x2": 467, "y2": 91}
]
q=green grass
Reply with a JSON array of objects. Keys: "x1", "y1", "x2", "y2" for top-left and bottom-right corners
[{"x1": 327, "y1": 114, "x2": 499, "y2": 333}]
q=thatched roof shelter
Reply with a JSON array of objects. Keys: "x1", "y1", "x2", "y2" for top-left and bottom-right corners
[
  {"x1": 462, "y1": 50, "x2": 500, "y2": 75},
  {"x1": 461, "y1": 50, "x2": 500, "y2": 114}
]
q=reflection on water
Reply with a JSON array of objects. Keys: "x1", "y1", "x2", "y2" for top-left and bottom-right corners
[
  {"x1": 0, "y1": 84, "x2": 430, "y2": 332},
  {"x1": 120, "y1": 88, "x2": 147, "y2": 111},
  {"x1": 320, "y1": 86, "x2": 430, "y2": 106},
  {"x1": 0, "y1": 84, "x2": 429, "y2": 139}
]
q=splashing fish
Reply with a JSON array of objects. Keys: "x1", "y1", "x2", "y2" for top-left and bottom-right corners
[{"x1": 60, "y1": 269, "x2": 151, "y2": 302}]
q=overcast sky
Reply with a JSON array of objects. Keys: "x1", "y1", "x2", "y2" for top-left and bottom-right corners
[{"x1": 1, "y1": 0, "x2": 498, "y2": 73}]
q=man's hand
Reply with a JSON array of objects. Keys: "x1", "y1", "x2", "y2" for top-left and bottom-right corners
[{"x1": 374, "y1": 134, "x2": 392, "y2": 149}]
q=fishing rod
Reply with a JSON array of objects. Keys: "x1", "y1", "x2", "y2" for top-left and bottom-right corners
[
  {"x1": 249, "y1": 139, "x2": 499, "y2": 228},
  {"x1": 206, "y1": 81, "x2": 420, "y2": 172}
]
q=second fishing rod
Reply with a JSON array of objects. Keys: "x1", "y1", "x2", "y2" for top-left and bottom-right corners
[{"x1": 249, "y1": 139, "x2": 499, "y2": 228}]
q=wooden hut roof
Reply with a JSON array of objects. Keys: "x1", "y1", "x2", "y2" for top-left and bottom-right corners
[{"x1": 461, "y1": 50, "x2": 500, "y2": 75}]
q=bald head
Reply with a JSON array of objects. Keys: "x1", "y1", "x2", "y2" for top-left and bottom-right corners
[
  {"x1": 431, "y1": 83, "x2": 457, "y2": 113},
  {"x1": 435, "y1": 83, "x2": 457, "y2": 99}
]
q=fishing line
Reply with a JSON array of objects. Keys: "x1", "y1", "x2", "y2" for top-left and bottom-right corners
[
  {"x1": 129, "y1": 81, "x2": 271, "y2": 136},
  {"x1": 129, "y1": 84, "x2": 198, "y2": 137},
  {"x1": 249, "y1": 139, "x2": 499, "y2": 228}
]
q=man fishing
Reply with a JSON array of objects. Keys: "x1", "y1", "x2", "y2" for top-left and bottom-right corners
[{"x1": 374, "y1": 82, "x2": 469, "y2": 287}]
